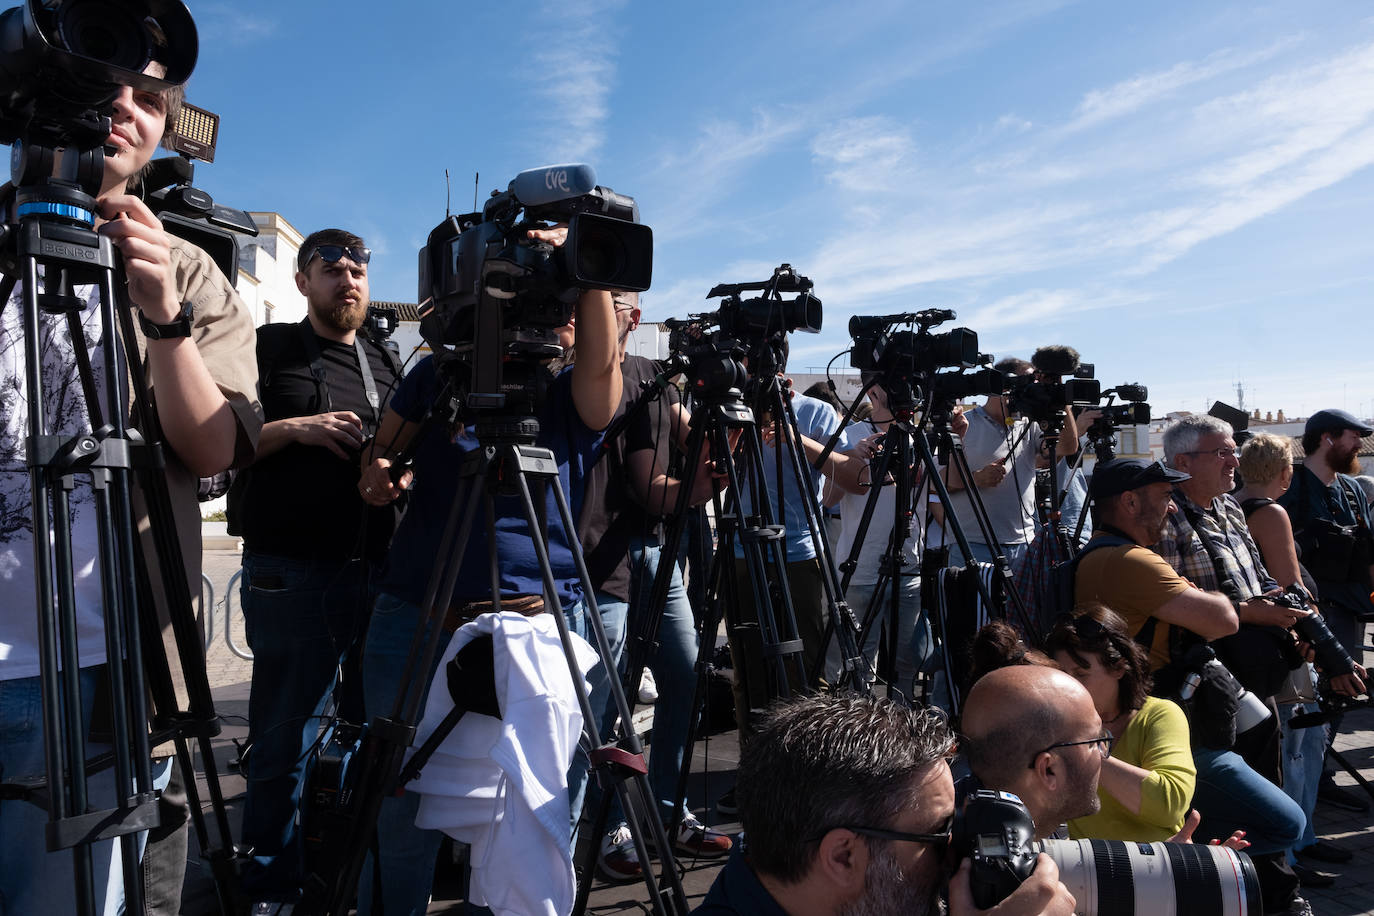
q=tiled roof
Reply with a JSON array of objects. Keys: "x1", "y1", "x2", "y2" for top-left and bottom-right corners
[{"x1": 370, "y1": 300, "x2": 420, "y2": 322}]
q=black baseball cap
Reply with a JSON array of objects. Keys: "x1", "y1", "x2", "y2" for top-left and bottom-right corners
[
  {"x1": 1304, "y1": 409, "x2": 1373, "y2": 438},
  {"x1": 1089, "y1": 458, "x2": 1190, "y2": 499}
]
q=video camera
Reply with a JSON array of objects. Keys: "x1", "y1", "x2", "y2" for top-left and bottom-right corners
[
  {"x1": 848, "y1": 309, "x2": 997, "y2": 415},
  {"x1": 662, "y1": 264, "x2": 819, "y2": 407},
  {"x1": 956, "y1": 789, "x2": 1261, "y2": 915},
  {"x1": 416, "y1": 163, "x2": 652, "y2": 421},
  {"x1": 1004, "y1": 346, "x2": 1100, "y2": 426},
  {"x1": 0, "y1": 0, "x2": 196, "y2": 150},
  {"x1": 1084, "y1": 383, "x2": 1152, "y2": 460}
]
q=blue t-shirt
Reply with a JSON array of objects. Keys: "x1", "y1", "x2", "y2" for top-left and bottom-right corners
[
  {"x1": 377, "y1": 356, "x2": 603, "y2": 609},
  {"x1": 732, "y1": 391, "x2": 840, "y2": 562}
]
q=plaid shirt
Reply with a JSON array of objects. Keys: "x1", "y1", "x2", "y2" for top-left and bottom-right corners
[{"x1": 1154, "y1": 487, "x2": 1277, "y2": 600}]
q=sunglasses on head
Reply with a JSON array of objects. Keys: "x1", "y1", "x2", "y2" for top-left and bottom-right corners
[{"x1": 303, "y1": 244, "x2": 371, "y2": 268}]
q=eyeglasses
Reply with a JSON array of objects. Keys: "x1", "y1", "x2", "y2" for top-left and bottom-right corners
[
  {"x1": 813, "y1": 815, "x2": 955, "y2": 854},
  {"x1": 302, "y1": 244, "x2": 372, "y2": 269},
  {"x1": 611, "y1": 296, "x2": 637, "y2": 313},
  {"x1": 1027, "y1": 732, "x2": 1114, "y2": 769},
  {"x1": 1182, "y1": 446, "x2": 1239, "y2": 460}
]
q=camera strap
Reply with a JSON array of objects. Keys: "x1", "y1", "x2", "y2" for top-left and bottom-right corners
[
  {"x1": 298, "y1": 319, "x2": 379, "y2": 426},
  {"x1": 1176, "y1": 496, "x2": 1248, "y2": 600}
]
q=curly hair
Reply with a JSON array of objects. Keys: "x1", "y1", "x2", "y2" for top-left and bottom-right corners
[{"x1": 1043, "y1": 603, "x2": 1152, "y2": 713}]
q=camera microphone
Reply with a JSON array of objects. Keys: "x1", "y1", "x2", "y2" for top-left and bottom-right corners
[{"x1": 507, "y1": 163, "x2": 598, "y2": 207}]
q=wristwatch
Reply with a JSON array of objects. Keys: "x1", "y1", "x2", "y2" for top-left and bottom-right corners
[{"x1": 138, "y1": 301, "x2": 194, "y2": 340}]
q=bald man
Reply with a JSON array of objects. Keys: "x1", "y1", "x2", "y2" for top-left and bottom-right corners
[{"x1": 961, "y1": 665, "x2": 1107, "y2": 838}]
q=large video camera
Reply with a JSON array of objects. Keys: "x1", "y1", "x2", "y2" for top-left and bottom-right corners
[
  {"x1": 848, "y1": 309, "x2": 998, "y2": 414},
  {"x1": 1084, "y1": 383, "x2": 1152, "y2": 460},
  {"x1": 662, "y1": 263, "x2": 819, "y2": 408},
  {"x1": 416, "y1": 163, "x2": 652, "y2": 421},
  {"x1": 1003, "y1": 346, "x2": 1100, "y2": 426},
  {"x1": 956, "y1": 790, "x2": 1260, "y2": 915},
  {"x1": 0, "y1": 0, "x2": 195, "y2": 150}
]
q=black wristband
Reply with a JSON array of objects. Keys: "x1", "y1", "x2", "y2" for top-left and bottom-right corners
[{"x1": 138, "y1": 302, "x2": 194, "y2": 340}]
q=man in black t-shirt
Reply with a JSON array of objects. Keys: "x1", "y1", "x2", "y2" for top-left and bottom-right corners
[{"x1": 232, "y1": 228, "x2": 402, "y2": 907}]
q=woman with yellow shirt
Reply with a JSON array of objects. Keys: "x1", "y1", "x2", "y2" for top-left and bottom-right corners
[{"x1": 1045, "y1": 604, "x2": 1196, "y2": 842}]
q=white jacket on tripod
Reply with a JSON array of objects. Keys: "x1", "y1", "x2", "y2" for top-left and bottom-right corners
[{"x1": 408, "y1": 611, "x2": 599, "y2": 916}]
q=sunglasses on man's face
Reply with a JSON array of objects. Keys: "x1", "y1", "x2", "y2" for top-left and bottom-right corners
[{"x1": 303, "y1": 244, "x2": 371, "y2": 268}]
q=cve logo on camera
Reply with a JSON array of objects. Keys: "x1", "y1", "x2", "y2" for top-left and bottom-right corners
[{"x1": 544, "y1": 169, "x2": 570, "y2": 194}]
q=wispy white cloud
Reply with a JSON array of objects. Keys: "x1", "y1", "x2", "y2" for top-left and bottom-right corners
[
  {"x1": 812, "y1": 116, "x2": 917, "y2": 192},
  {"x1": 1067, "y1": 39, "x2": 1297, "y2": 132},
  {"x1": 523, "y1": 0, "x2": 628, "y2": 162},
  {"x1": 195, "y1": 4, "x2": 276, "y2": 45}
]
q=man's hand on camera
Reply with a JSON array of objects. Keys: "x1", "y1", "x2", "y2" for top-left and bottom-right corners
[
  {"x1": 284, "y1": 411, "x2": 366, "y2": 460},
  {"x1": 948, "y1": 855, "x2": 1075, "y2": 916},
  {"x1": 1237, "y1": 596, "x2": 1310, "y2": 628},
  {"x1": 526, "y1": 224, "x2": 568, "y2": 247},
  {"x1": 98, "y1": 194, "x2": 180, "y2": 325},
  {"x1": 1329, "y1": 663, "x2": 1367, "y2": 698},
  {"x1": 359, "y1": 457, "x2": 411, "y2": 506}
]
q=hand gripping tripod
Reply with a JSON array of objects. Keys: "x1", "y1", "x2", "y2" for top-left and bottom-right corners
[
  {"x1": 0, "y1": 138, "x2": 237, "y2": 914},
  {"x1": 297, "y1": 364, "x2": 689, "y2": 916}
]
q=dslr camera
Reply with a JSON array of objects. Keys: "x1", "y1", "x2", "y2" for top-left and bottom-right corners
[{"x1": 955, "y1": 789, "x2": 1261, "y2": 915}]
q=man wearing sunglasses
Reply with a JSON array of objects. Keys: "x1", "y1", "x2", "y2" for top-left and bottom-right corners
[
  {"x1": 961, "y1": 664, "x2": 1108, "y2": 841},
  {"x1": 230, "y1": 229, "x2": 403, "y2": 909},
  {"x1": 695, "y1": 693, "x2": 1075, "y2": 915}
]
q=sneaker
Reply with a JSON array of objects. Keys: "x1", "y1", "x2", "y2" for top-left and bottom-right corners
[
  {"x1": 597, "y1": 822, "x2": 641, "y2": 882},
  {"x1": 1282, "y1": 896, "x2": 1314, "y2": 916},
  {"x1": 715, "y1": 786, "x2": 738, "y2": 816},
  {"x1": 671, "y1": 812, "x2": 733, "y2": 858},
  {"x1": 1317, "y1": 777, "x2": 1369, "y2": 812},
  {"x1": 638, "y1": 668, "x2": 659, "y2": 704}
]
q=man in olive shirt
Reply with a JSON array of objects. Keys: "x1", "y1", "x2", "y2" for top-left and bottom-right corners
[{"x1": 1074, "y1": 458, "x2": 1239, "y2": 667}]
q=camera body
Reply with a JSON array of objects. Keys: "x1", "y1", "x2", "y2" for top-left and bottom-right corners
[
  {"x1": 955, "y1": 790, "x2": 1041, "y2": 909},
  {"x1": 416, "y1": 164, "x2": 652, "y2": 421},
  {"x1": 0, "y1": 0, "x2": 196, "y2": 150}
]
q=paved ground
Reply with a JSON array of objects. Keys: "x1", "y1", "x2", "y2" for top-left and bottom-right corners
[{"x1": 185, "y1": 547, "x2": 1374, "y2": 914}]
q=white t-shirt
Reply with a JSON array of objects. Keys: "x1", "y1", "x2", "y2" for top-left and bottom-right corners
[
  {"x1": 942, "y1": 405, "x2": 1041, "y2": 548},
  {"x1": 0, "y1": 280, "x2": 108, "y2": 679},
  {"x1": 833, "y1": 421, "x2": 925, "y2": 587}
]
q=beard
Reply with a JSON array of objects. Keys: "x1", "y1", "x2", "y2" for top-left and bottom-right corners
[
  {"x1": 1330, "y1": 442, "x2": 1362, "y2": 476},
  {"x1": 315, "y1": 298, "x2": 367, "y2": 333},
  {"x1": 837, "y1": 844, "x2": 941, "y2": 916}
]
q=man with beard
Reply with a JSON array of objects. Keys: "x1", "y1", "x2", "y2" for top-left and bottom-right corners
[
  {"x1": 230, "y1": 229, "x2": 402, "y2": 909},
  {"x1": 1279, "y1": 408, "x2": 1374, "y2": 816},
  {"x1": 694, "y1": 693, "x2": 1075, "y2": 915},
  {"x1": 961, "y1": 666, "x2": 1107, "y2": 839}
]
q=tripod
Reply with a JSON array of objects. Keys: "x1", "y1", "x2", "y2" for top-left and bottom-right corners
[
  {"x1": 297, "y1": 374, "x2": 690, "y2": 915},
  {"x1": 0, "y1": 139, "x2": 238, "y2": 914}
]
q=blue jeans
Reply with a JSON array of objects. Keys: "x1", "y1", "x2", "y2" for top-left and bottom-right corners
[
  {"x1": 356, "y1": 592, "x2": 453, "y2": 916},
  {"x1": 949, "y1": 539, "x2": 1028, "y2": 580},
  {"x1": 1191, "y1": 746, "x2": 1305, "y2": 855},
  {"x1": 842, "y1": 577, "x2": 932, "y2": 700},
  {"x1": 568, "y1": 592, "x2": 626, "y2": 841},
  {"x1": 1279, "y1": 700, "x2": 1326, "y2": 860},
  {"x1": 0, "y1": 669, "x2": 116, "y2": 916},
  {"x1": 603, "y1": 538, "x2": 699, "y2": 826},
  {"x1": 238, "y1": 551, "x2": 374, "y2": 901}
]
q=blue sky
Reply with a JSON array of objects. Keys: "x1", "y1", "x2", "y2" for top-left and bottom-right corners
[{"x1": 181, "y1": 0, "x2": 1374, "y2": 419}]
